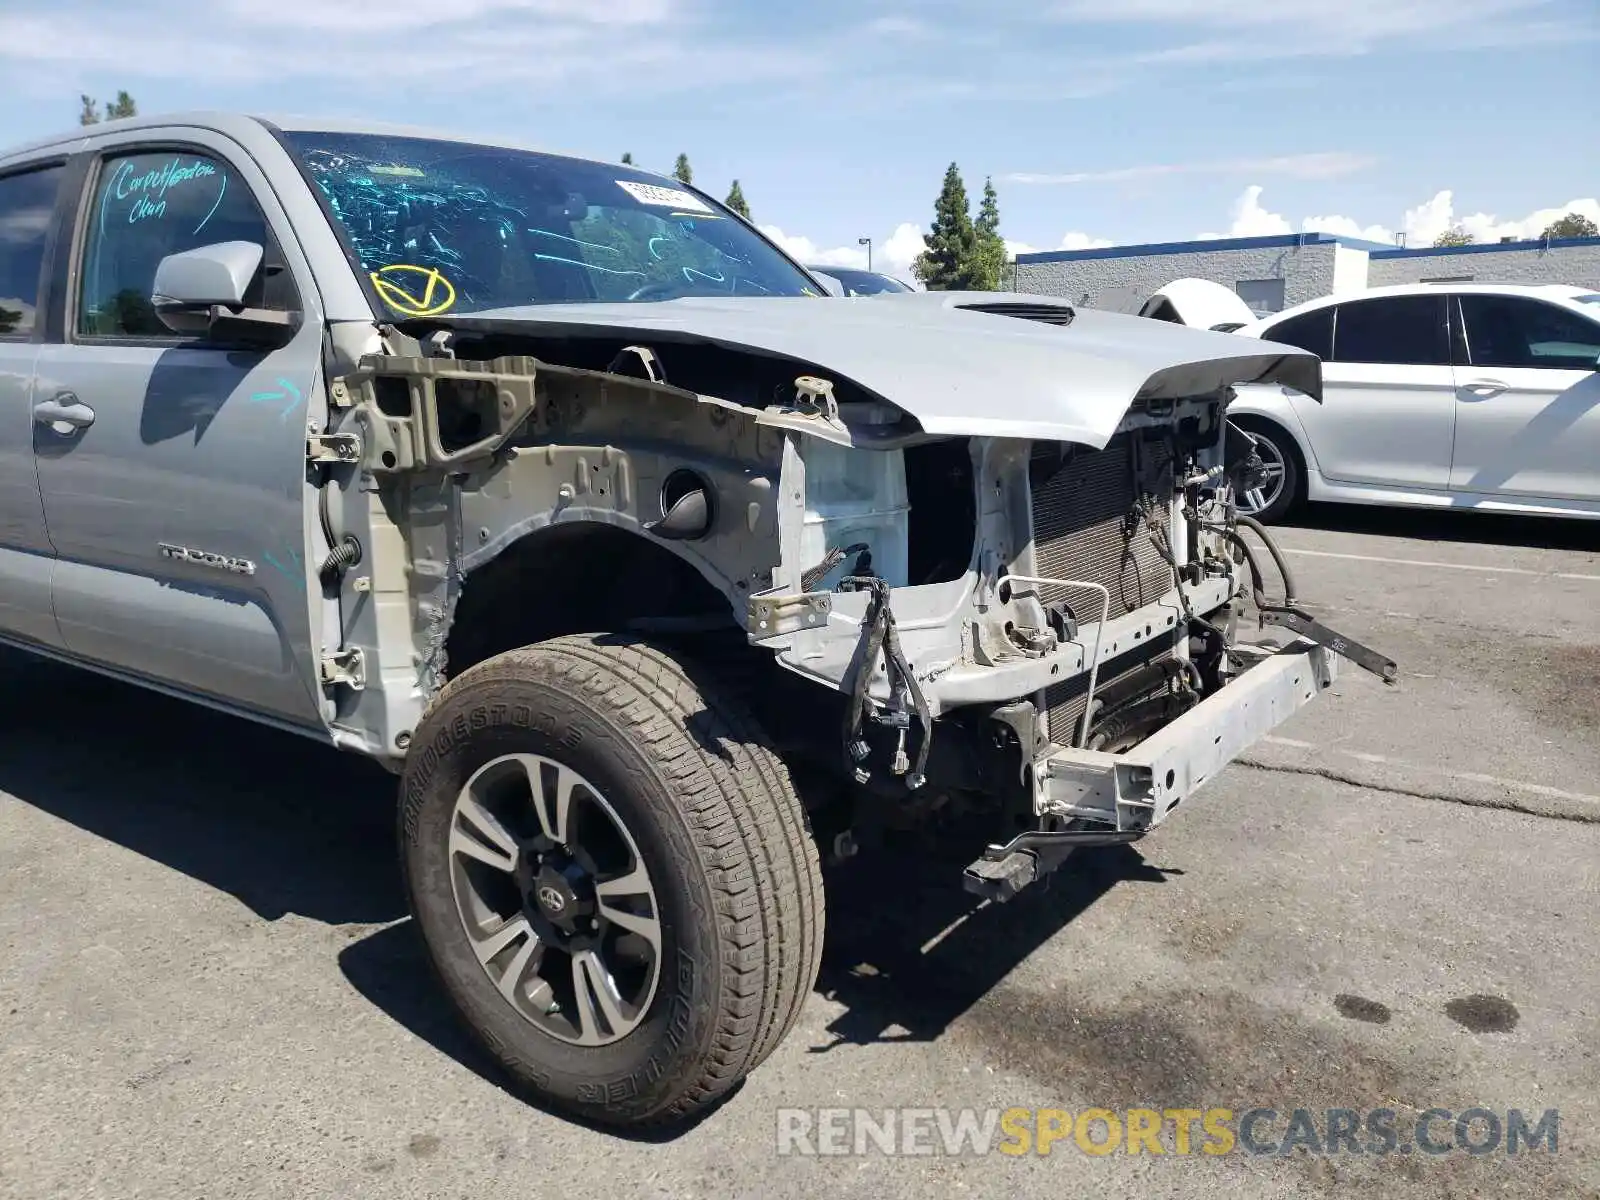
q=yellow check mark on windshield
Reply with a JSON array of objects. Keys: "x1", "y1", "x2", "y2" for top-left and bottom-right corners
[{"x1": 370, "y1": 264, "x2": 457, "y2": 317}]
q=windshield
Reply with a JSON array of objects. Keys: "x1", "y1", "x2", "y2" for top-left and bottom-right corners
[
  {"x1": 279, "y1": 130, "x2": 822, "y2": 317},
  {"x1": 814, "y1": 266, "x2": 913, "y2": 295}
]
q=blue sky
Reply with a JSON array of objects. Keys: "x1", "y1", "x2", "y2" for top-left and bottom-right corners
[{"x1": 3, "y1": 0, "x2": 1597, "y2": 276}]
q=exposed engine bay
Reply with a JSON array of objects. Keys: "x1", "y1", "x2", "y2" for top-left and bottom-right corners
[{"x1": 314, "y1": 298, "x2": 1395, "y2": 902}]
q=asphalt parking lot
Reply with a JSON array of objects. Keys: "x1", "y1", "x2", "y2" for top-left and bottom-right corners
[{"x1": 2, "y1": 505, "x2": 1597, "y2": 1200}]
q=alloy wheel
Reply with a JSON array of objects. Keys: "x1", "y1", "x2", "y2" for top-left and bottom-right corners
[
  {"x1": 1237, "y1": 432, "x2": 1289, "y2": 517},
  {"x1": 447, "y1": 753, "x2": 662, "y2": 1047}
]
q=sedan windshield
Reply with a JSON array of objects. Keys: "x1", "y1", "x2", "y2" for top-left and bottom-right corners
[
  {"x1": 279, "y1": 130, "x2": 822, "y2": 317},
  {"x1": 813, "y1": 266, "x2": 914, "y2": 296}
]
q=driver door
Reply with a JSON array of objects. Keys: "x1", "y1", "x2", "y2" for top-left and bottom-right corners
[{"x1": 32, "y1": 129, "x2": 327, "y2": 725}]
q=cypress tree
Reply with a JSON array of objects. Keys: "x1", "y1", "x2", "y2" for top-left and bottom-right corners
[
  {"x1": 913, "y1": 162, "x2": 980, "y2": 290},
  {"x1": 973, "y1": 176, "x2": 1006, "y2": 290}
]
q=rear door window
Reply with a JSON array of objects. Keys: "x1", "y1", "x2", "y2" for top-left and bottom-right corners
[
  {"x1": 0, "y1": 163, "x2": 64, "y2": 337},
  {"x1": 1458, "y1": 294, "x2": 1600, "y2": 371},
  {"x1": 1331, "y1": 295, "x2": 1450, "y2": 365},
  {"x1": 1260, "y1": 307, "x2": 1333, "y2": 359}
]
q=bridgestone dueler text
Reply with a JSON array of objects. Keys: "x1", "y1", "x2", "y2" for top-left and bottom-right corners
[{"x1": 398, "y1": 634, "x2": 825, "y2": 1127}]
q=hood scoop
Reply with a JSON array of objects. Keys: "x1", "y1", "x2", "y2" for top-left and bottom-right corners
[{"x1": 955, "y1": 301, "x2": 1076, "y2": 327}]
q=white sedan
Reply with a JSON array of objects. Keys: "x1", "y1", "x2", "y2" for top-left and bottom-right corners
[{"x1": 1222, "y1": 282, "x2": 1600, "y2": 521}]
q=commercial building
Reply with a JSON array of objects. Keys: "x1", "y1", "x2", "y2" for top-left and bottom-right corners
[{"x1": 1012, "y1": 232, "x2": 1600, "y2": 316}]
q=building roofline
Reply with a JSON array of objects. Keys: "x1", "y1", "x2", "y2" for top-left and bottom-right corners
[
  {"x1": 1371, "y1": 235, "x2": 1600, "y2": 259},
  {"x1": 1014, "y1": 231, "x2": 1395, "y2": 265}
]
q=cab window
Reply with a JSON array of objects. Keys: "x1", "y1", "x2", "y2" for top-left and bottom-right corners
[
  {"x1": 76, "y1": 149, "x2": 293, "y2": 338},
  {"x1": 0, "y1": 164, "x2": 63, "y2": 337}
]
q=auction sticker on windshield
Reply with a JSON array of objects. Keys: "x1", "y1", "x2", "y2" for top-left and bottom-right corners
[{"x1": 615, "y1": 180, "x2": 715, "y2": 213}]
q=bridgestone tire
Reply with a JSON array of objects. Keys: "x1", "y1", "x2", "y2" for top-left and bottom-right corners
[{"x1": 398, "y1": 634, "x2": 824, "y2": 1128}]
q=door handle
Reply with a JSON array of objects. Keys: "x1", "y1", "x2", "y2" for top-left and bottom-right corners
[
  {"x1": 1459, "y1": 379, "x2": 1508, "y2": 400},
  {"x1": 33, "y1": 393, "x2": 96, "y2": 433}
]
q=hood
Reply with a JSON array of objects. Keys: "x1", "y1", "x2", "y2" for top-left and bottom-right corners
[{"x1": 407, "y1": 290, "x2": 1320, "y2": 449}]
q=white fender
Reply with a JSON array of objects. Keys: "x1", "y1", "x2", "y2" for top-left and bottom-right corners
[{"x1": 1139, "y1": 278, "x2": 1259, "y2": 331}]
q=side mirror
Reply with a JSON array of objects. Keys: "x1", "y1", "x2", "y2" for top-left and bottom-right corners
[
  {"x1": 151, "y1": 241, "x2": 299, "y2": 345},
  {"x1": 813, "y1": 274, "x2": 846, "y2": 298}
]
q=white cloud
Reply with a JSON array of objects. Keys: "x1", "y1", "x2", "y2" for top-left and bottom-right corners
[
  {"x1": 0, "y1": 1, "x2": 822, "y2": 95},
  {"x1": 1196, "y1": 185, "x2": 1292, "y2": 238},
  {"x1": 862, "y1": 15, "x2": 933, "y2": 37},
  {"x1": 220, "y1": 0, "x2": 673, "y2": 32},
  {"x1": 1401, "y1": 192, "x2": 1600, "y2": 245},
  {"x1": 759, "y1": 226, "x2": 869, "y2": 269},
  {"x1": 1196, "y1": 185, "x2": 1600, "y2": 247},
  {"x1": 757, "y1": 221, "x2": 928, "y2": 279},
  {"x1": 881, "y1": 223, "x2": 930, "y2": 274},
  {"x1": 1299, "y1": 213, "x2": 1396, "y2": 243},
  {"x1": 1005, "y1": 152, "x2": 1374, "y2": 186},
  {"x1": 771, "y1": 224, "x2": 1112, "y2": 273},
  {"x1": 1049, "y1": 0, "x2": 1584, "y2": 57},
  {"x1": 1006, "y1": 232, "x2": 1115, "y2": 257}
]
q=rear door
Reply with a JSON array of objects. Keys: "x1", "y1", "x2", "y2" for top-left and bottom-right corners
[
  {"x1": 1288, "y1": 293, "x2": 1456, "y2": 489},
  {"x1": 1448, "y1": 292, "x2": 1600, "y2": 502},
  {"x1": 0, "y1": 158, "x2": 69, "y2": 649},
  {"x1": 31, "y1": 127, "x2": 328, "y2": 724}
]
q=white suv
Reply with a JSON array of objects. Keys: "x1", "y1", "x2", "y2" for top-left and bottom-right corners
[{"x1": 1223, "y1": 282, "x2": 1600, "y2": 521}]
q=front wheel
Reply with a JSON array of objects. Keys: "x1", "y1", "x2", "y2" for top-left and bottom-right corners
[{"x1": 398, "y1": 634, "x2": 824, "y2": 1128}]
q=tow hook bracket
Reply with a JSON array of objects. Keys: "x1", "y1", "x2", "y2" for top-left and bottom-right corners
[
  {"x1": 1257, "y1": 604, "x2": 1398, "y2": 684},
  {"x1": 962, "y1": 828, "x2": 1145, "y2": 903},
  {"x1": 747, "y1": 590, "x2": 833, "y2": 640}
]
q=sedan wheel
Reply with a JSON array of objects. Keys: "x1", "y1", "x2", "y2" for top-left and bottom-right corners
[{"x1": 1232, "y1": 421, "x2": 1302, "y2": 522}]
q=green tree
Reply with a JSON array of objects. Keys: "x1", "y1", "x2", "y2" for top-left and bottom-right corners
[
  {"x1": 1433, "y1": 226, "x2": 1473, "y2": 248},
  {"x1": 913, "y1": 162, "x2": 981, "y2": 290},
  {"x1": 79, "y1": 90, "x2": 137, "y2": 125},
  {"x1": 1540, "y1": 211, "x2": 1599, "y2": 240},
  {"x1": 724, "y1": 179, "x2": 750, "y2": 220},
  {"x1": 621, "y1": 152, "x2": 634, "y2": 165},
  {"x1": 972, "y1": 175, "x2": 1005, "y2": 290},
  {"x1": 673, "y1": 154, "x2": 693, "y2": 185}
]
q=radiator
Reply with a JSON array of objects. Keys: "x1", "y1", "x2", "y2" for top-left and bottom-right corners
[
  {"x1": 1030, "y1": 430, "x2": 1180, "y2": 744},
  {"x1": 1042, "y1": 642, "x2": 1179, "y2": 748}
]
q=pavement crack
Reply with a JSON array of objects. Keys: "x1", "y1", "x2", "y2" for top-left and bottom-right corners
[{"x1": 1235, "y1": 759, "x2": 1600, "y2": 824}]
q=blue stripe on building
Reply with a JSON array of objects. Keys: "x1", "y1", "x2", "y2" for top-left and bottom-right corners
[{"x1": 1014, "y1": 232, "x2": 1600, "y2": 266}]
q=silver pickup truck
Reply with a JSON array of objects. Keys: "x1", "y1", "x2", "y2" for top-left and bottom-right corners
[{"x1": 0, "y1": 112, "x2": 1394, "y2": 1128}]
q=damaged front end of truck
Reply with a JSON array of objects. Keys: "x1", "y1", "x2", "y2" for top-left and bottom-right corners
[{"x1": 313, "y1": 291, "x2": 1396, "y2": 900}]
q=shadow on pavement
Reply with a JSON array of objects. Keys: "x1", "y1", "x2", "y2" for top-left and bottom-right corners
[
  {"x1": 0, "y1": 645, "x2": 1172, "y2": 1134},
  {"x1": 1283, "y1": 501, "x2": 1600, "y2": 553},
  {"x1": 811, "y1": 839, "x2": 1174, "y2": 1050},
  {"x1": 0, "y1": 649, "x2": 401, "y2": 926}
]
